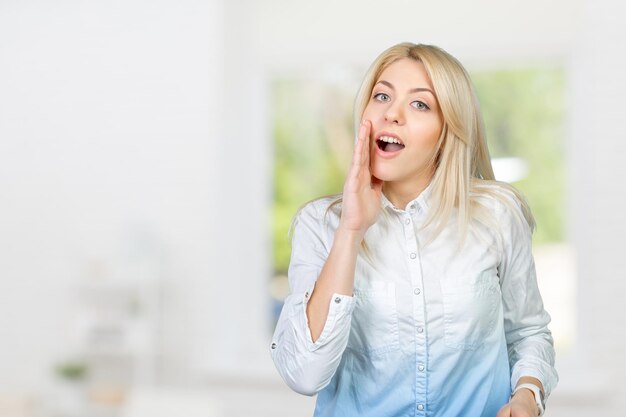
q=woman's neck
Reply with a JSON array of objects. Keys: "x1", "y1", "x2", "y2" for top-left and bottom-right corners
[{"x1": 382, "y1": 176, "x2": 432, "y2": 210}]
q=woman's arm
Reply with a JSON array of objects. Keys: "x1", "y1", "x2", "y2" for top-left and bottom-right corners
[
  {"x1": 495, "y1": 191, "x2": 558, "y2": 415},
  {"x1": 270, "y1": 120, "x2": 383, "y2": 395},
  {"x1": 306, "y1": 227, "x2": 362, "y2": 341},
  {"x1": 306, "y1": 120, "x2": 382, "y2": 341},
  {"x1": 270, "y1": 202, "x2": 356, "y2": 395}
]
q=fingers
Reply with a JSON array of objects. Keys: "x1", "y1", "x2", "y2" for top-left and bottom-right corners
[
  {"x1": 360, "y1": 120, "x2": 371, "y2": 167},
  {"x1": 351, "y1": 129, "x2": 364, "y2": 168},
  {"x1": 352, "y1": 120, "x2": 371, "y2": 168}
]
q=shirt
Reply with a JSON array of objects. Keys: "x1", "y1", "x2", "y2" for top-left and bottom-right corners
[{"x1": 270, "y1": 183, "x2": 558, "y2": 417}]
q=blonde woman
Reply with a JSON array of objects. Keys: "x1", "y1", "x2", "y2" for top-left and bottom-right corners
[{"x1": 270, "y1": 43, "x2": 557, "y2": 417}]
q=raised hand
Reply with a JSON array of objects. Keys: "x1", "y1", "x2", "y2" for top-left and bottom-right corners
[
  {"x1": 304, "y1": 120, "x2": 382, "y2": 342},
  {"x1": 338, "y1": 120, "x2": 383, "y2": 239}
]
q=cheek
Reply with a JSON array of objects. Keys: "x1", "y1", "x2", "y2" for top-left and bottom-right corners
[
  {"x1": 362, "y1": 103, "x2": 384, "y2": 123},
  {"x1": 414, "y1": 120, "x2": 442, "y2": 144}
]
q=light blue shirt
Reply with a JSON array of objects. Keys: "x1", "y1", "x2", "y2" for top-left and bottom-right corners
[{"x1": 271, "y1": 184, "x2": 558, "y2": 417}]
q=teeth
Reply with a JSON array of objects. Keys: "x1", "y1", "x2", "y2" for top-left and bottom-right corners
[{"x1": 378, "y1": 135, "x2": 403, "y2": 145}]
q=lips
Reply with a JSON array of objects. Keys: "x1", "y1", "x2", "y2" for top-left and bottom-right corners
[{"x1": 375, "y1": 133, "x2": 405, "y2": 154}]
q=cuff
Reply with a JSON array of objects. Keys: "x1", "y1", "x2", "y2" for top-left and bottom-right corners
[
  {"x1": 511, "y1": 361, "x2": 556, "y2": 400},
  {"x1": 302, "y1": 286, "x2": 355, "y2": 350}
]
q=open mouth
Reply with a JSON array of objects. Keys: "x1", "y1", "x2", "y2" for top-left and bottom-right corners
[{"x1": 376, "y1": 135, "x2": 405, "y2": 153}]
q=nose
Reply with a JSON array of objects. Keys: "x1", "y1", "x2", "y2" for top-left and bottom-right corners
[{"x1": 384, "y1": 101, "x2": 404, "y2": 125}]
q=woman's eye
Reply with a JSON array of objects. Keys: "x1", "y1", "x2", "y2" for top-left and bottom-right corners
[
  {"x1": 411, "y1": 100, "x2": 430, "y2": 111},
  {"x1": 373, "y1": 93, "x2": 390, "y2": 102}
]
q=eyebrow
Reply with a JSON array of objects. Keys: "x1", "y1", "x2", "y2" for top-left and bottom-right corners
[{"x1": 376, "y1": 80, "x2": 435, "y2": 96}]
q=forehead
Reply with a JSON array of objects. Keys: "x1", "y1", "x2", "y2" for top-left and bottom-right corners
[{"x1": 377, "y1": 58, "x2": 434, "y2": 89}]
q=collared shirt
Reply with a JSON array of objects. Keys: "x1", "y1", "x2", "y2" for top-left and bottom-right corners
[{"x1": 270, "y1": 184, "x2": 558, "y2": 417}]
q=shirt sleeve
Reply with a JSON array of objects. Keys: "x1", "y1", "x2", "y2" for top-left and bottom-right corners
[
  {"x1": 497, "y1": 193, "x2": 559, "y2": 399},
  {"x1": 270, "y1": 201, "x2": 356, "y2": 396}
]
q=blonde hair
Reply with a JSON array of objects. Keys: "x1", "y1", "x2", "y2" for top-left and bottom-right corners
[
  {"x1": 358, "y1": 43, "x2": 535, "y2": 242},
  {"x1": 294, "y1": 42, "x2": 535, "y2": 250}
]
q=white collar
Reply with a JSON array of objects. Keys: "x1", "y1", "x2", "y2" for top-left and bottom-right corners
[{"x1": 381, "y1": 181, "x2": 433, "y2": 213}]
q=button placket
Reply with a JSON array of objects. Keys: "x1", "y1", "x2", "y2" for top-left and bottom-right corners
[{"x1": 401, "y1": 204, "x2": 428, "y2": 413}]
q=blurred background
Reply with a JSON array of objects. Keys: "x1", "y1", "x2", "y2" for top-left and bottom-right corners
[{"x1": 1, "y1": 0, "x2": 625, "y2": 416}]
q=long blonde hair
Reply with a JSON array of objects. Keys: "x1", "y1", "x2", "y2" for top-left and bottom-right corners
[
  {"x1": 356, "y1": 43, "x2": 534, "y2": 242},
  {"x1": 294, "y1": 42, "x2": 535, "y2": 249}
]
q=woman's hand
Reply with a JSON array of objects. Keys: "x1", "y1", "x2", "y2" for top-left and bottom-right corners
[
  {"x1": 496, "y1": 389, "x2": 539, "y2": 417},
  {"x1": 338, "y1": 120, "x2": 383, "y2": 240}
]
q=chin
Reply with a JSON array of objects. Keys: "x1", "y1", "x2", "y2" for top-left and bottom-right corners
[{"x1": 371, "y1": 164, "x2": 400, "y2": 182}]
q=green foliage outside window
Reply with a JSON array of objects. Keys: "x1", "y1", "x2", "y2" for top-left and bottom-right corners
[
  {"x1": 472, "y1": 68, "x2": 565, "y2": 245},
  {"x1": 272, "y1": 80, "x2": 353, "y2": 274}
]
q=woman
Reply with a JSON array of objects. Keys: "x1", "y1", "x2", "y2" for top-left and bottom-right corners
[{"x1": 270, "y1": 42, "x2": 557, "y2": 417}]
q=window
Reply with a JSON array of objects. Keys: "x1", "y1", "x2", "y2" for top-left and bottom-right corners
[{"x1": 270, "y1": 67, "x2": 574, "y2": 352}]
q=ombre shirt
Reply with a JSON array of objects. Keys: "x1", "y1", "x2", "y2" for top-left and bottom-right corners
[{"x1": 270, "y1": 185, "x2": 558, "y2": 417}]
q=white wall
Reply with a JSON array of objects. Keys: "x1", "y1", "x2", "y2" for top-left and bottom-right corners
[
  {"x1": 556, "y1": 0, "x2": 626, "y2": 414},
  {"x1": 248, "y1": 0, "x2": 581, "y2": 71},
  {"x1": 0, "y1": 0, "x2": 220, "y2": 389},
  {"x1": 200, "y1": 0, "x2": 273, "y2": 376}
]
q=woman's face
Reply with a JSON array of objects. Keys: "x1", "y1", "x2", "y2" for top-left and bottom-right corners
[{"x1": 363, "y1": 58, "x2": 443, "y2": 186}]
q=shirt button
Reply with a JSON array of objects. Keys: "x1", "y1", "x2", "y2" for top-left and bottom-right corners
[
  {"x1": 413, "y1": 288, "x2": 421, "y2": 295},
  {"x1": 410, "y1": 253, "x2": 417, "y2": 259},
  {"x1": 271, "y1": 342, "x2": 277, "y2": 349},
  {"x1": 405, "y1": 218, "x2": 411, "y2": 225},
  {"x1": 334, "y1": 297, "x2": 341, "y2": 304},
  {"x1": 305, "y1": 291, "x2": 310, "y2": 298},
  {"x1": 417, "y1": 404, "x2": 424, "y2": 411},
  {"x1": 418, "y1": 364, "x2": 425, "y2": 372},
  {"x1": 417, "y1": 326, "x2": 424, "y2": 333}
]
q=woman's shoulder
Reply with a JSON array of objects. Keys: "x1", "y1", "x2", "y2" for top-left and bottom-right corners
[
  {"x1": 471, "y1": 180, "x2": 534, "y2": 231},
  {"x1": 295, "y1": 194, "x2": 343, "y2": 224},
  {"x1": 472, "y1": 181, "x2": 521, "y2": 208},
  {"x1": 289, "y1": 195, "x2": 342, "y2": 246}
]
